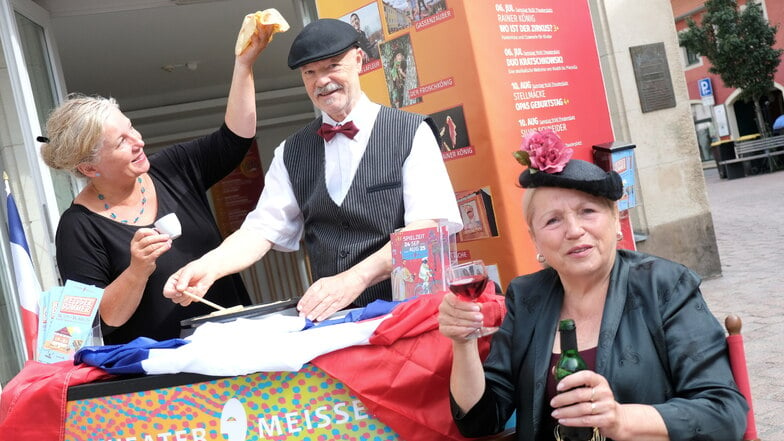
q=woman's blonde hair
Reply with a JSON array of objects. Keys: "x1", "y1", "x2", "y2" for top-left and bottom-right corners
[
  {"x1": 40, "y1": 94, "x2": 119, "y2": 178},
  {"x1": 522, "y1": 187, "x2": 538, "y2": 228}
]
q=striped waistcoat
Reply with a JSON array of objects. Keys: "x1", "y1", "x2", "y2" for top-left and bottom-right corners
[{"x1": 283, "y1": 106, "x2": 434, "y2": 306}]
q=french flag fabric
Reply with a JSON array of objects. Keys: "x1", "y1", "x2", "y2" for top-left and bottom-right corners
[
  {"x1": 1, "y1": 289, "x2": 505, "y2": 441},
  {"x1": 0, "y1": 360, "x2": 113, "y2": 440},
  {"x1": 74, "y1": 299, "x2": 404, "y2": 376},
  {"x1": 313, "y1": 290, "x2": 504, "y2": 441},
  {"x1": 5, "y1": 182, "x2": 41, "y2": 361}
]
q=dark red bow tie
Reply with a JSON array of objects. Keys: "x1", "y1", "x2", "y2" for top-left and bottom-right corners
[{"x1": 317, "y1": 121, "x2": 359, "y2": 141}]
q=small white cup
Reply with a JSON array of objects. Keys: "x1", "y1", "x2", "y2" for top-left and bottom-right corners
[{"x1": 154, "y1": 213, "x2": 182, "y2": 239}]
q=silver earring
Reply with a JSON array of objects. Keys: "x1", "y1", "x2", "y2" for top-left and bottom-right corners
[
  {"x1": 536, "y1": 253, "x2": 546, "y2": 263},
  {"x1": 616, "y1": 232, "x2": 623, "y2": 241},
  {"x1": 95, "y1": 172, "x2": 101, "y2": 177}
]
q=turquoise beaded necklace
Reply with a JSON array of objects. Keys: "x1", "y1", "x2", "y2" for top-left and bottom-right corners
[{"x1": 97, "y1": 176, "x2": 147, "y2": 224}]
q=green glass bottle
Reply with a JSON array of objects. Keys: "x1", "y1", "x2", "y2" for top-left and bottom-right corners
[{"x1": 553, "y1": 319, "x2": 594, "y2": 441}]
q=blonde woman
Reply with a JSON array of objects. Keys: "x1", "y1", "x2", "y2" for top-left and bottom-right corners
[{"x1": 39, "y1": 24, "x2": 270, "y2": 344}]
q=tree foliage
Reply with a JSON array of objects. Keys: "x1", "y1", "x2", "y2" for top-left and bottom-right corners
[{"x1": 680, "y1": 0, "x2": 782, "y2": 135}]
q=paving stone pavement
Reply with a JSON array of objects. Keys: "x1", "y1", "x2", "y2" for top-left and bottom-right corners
[{"x1": 699, "y1": 167, "x2": 783, "y2": 440}]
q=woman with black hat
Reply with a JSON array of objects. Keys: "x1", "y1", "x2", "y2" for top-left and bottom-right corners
[{"x1": 438, "y1": 129, "x2": 747, "y2": 440}]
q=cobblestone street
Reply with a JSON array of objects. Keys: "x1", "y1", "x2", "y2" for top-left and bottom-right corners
[{"x1": 700, "y1": 167, "x2": 783, "y2": 440}]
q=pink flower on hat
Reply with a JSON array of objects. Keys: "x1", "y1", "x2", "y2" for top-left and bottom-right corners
[{"x1": 514, "y1": 129, "x2": 573, "y2": 174}]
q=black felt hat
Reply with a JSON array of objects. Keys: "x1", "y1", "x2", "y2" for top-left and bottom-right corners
[
  {"x1": 519, "y1": 159, "x2": 624, "y2": 201},
  {"x1": 288, "y1": 19, "x2": 360, "y2": 69}
]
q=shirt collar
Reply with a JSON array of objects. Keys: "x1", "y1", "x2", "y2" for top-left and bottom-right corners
[{"x1": 321, "y1": 93, "x2": 373, "y2": 128}]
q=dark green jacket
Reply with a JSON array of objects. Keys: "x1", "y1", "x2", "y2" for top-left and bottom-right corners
[{"x1": 454, "y1": 250, "x2": 747, "y2": 440}]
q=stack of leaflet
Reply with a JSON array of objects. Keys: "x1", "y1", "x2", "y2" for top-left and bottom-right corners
[{"x1": 37, "y1": 280, "x2": 103, "y2": 363}]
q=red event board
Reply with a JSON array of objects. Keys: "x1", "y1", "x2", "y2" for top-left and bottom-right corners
[{"x1": 315, "y1": 0, "x2": 615, "y2": 285}]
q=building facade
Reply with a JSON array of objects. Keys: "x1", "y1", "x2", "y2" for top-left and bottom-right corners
[{"x1": 673, "y1": 0, "x2": 784, "y2": 160}]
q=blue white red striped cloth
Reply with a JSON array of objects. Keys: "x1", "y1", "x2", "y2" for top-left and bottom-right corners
[
  {"x1": 2, "y1": 290, "x2": 506, "y2": 441},
  {"x1": 74, "y1": 299, "x2": 403, "y2": 375},
  {"x1": 6, "y1": 186, "x2": 41, "y2": 361},
  {"x1": 312, "y1": 290, "x2": 505, "y2": 441}
]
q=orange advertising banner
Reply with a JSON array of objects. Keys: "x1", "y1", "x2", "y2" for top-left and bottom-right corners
[{"x1": 314, "y1": 0, "x2": 615, "y2": 287}]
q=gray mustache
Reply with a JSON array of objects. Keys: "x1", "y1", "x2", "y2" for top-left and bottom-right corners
[{"x1": 315, "y1": 83, "x2": 342, "y2": 95}]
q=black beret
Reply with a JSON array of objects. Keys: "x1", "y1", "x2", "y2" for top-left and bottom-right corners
[
  {"x1": 288, "y1": 19, "x2": 360, "y2": 69},
  {"x1": 519, "y1": 159, "x2": 624, "y2": 201}
]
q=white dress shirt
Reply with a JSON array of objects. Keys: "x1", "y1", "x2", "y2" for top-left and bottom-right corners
[{"x1": 241, "y1": 93, "x2": 462, "y2": 252}]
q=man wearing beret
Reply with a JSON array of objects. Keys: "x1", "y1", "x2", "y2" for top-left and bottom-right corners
[{"x1": 165, "y1": 19, "x2": 462, "y2": 321}]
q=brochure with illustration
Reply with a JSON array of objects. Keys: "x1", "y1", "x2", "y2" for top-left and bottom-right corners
[
  {"x1": 390, "y1": 220, "x2": 455, "y2": 300},
  {"x1": 37, "y1": 280, "x2": 103, "y2": 363}
]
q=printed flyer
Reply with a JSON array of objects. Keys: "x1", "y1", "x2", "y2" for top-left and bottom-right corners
[
  {"x1": 390, "y1": 221, "x2": 454, "y2": 300},
  {"x1": 37, "y1": 280, "x2": 103, "y2": 363}
]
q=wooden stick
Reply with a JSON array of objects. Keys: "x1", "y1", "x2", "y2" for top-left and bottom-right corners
[{"x1": 181, "y1": 290, "x2": 226, "y2": 311}]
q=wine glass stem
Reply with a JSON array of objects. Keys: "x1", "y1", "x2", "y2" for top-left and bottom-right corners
[{"x1": 464, "y1": 327, "x2": 482, "y2": 339}]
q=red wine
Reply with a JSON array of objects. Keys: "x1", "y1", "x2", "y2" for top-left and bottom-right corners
[{"x1": 449, "y1": 275, "x2": 488, "y2": 299}]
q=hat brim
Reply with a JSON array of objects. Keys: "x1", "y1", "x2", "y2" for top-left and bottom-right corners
[
  {"x1": 518, "y1": 159, "x2": 624, "y2": 201},
  {"x1": 288, "y1": 45, "x2": 358, "y2": 69}
]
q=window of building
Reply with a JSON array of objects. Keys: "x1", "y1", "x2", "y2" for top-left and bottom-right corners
[
  {"x1": 684, "y1": 45, "x2": 700, "y2": 66},
  {"x1": 678, "y1": 29, "x2": 702, "y2": 69}
]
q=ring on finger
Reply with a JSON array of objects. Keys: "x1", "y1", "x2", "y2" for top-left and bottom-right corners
[
  {"x1": 590, "y1": 387, "x2": 596, "y2": 401},
  {"x1": 590, "y1": 402, "x2": 597, "y2": 415}
]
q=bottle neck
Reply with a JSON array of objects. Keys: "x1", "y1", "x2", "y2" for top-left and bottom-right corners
[{"x1": 560, "y1": 327, "x2": 578, "y2": 354}]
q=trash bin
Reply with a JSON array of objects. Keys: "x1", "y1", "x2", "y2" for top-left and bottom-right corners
[
  {"x1": 711, "y1": 139, "x2": 744, "y2": 179},
  {"x1": 709, "y1": 140, "x2": 727, "y2": 179}
]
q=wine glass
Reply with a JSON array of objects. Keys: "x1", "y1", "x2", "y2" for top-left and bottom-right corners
[{"x1": 447, "y1": 260, "x2": 498, "y2": 339}]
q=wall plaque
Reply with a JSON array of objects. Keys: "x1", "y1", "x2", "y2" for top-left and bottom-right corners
[{"x1": 630, "y1": 42, "x2": 676, "y2": 113}]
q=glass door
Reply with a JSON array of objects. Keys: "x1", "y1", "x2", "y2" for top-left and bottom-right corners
[
  {"x1": 13, "y1": 0, "x2": 76, "y2": 214},
  {"x1": 0, "y1": 34, "x2": 26, "y2": 386}
]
